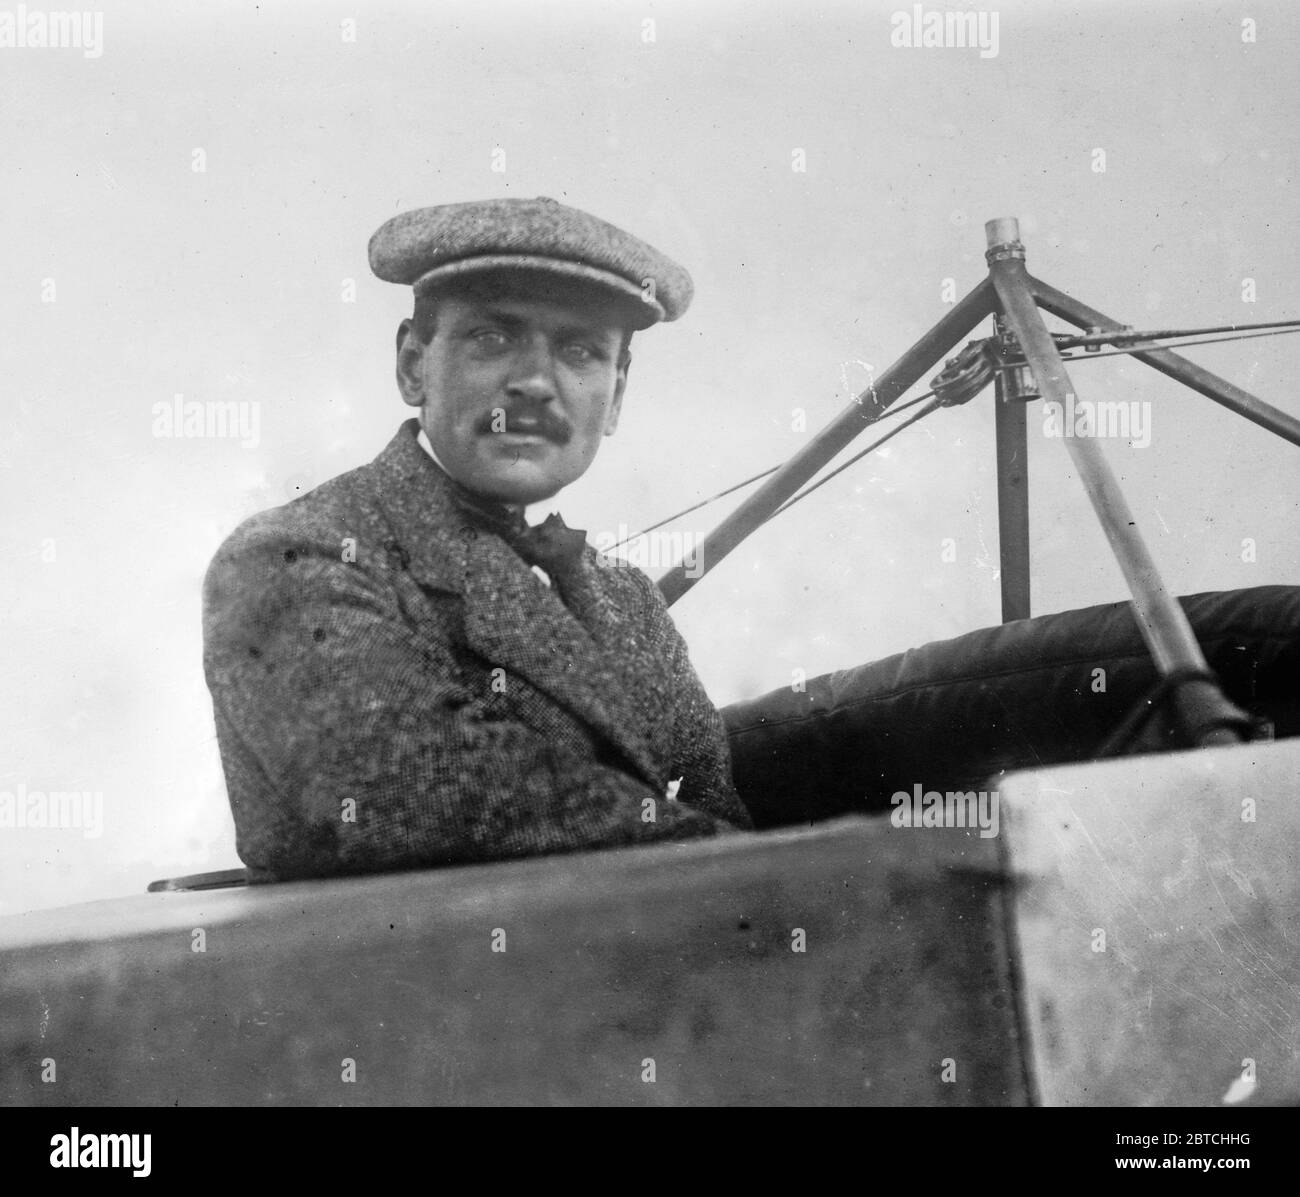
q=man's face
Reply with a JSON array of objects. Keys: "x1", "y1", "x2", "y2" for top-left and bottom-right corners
[{"x1": 396, "y1": 283, "x2": 630, "y2": 505}]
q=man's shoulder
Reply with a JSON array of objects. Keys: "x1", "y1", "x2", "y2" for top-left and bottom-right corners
[
  {"x1": 199, "y1": 442, "x2": 446, "y2": 631},
  {"x1": 211, "y1": 460, "x2": 383, "y2": 566},
  {"x1": 209, "y1": 420, "x2": 434, "y2": 558},
  {"x1": 584, "y1": 546, "x2": 674, "y2": 624}
]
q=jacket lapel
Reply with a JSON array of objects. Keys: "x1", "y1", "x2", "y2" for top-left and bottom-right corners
[
  {"x1": 365, "y1": 420, "x2": 663, "y2": 789},
  {"x1": 460, "y1": 544, "x2": 664, "y2": 787}
]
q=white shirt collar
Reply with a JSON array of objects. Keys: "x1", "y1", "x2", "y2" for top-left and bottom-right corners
[{"x1": 416, "y1": 426, "x2": 452, "y2": 474}]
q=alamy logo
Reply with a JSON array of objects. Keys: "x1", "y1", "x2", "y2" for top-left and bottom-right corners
[
  {"x1": 0, "y1": 783, "x2": 103, "y2": 837},
  {"x1": 1043, "y1": 393, "x2": 1152, "y2": 447},
  {"x1": 593, "y1": 525, "x2": 703, "y2": 578},
  {"x1": 0, "y1": 7, "x2": 103, "y2": 57},
  {"x1": 151, "y1": 395, "x2": 261, "y2": 448},
  {"x1": 50, "y1": 1127, "x2": 151, "y2": 1177},
  {"x1": 890, "y1": 6, "x2": 1000, "y2": 59},
  {"x1": 890, "y1": 784, "x2": 1000, "y2": 838}
]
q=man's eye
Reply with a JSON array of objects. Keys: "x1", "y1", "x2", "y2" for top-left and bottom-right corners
[
  {"x1": 565, "y1": 343, "x2": 600, "y2": 363},
  {"x1": 471, "y1": 329, "x2": 509, "y2": 347}
]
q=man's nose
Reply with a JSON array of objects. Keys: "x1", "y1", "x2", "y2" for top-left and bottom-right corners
[{"x1": 505, "y1": 335, "x2": 559, "y2": 402}]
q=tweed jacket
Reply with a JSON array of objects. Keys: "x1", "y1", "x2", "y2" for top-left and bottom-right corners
[{"x1": 203, "y1": 419, "x2": 752, "y2": 882}]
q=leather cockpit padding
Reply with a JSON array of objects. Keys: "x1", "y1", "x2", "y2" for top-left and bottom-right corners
[{"x1": 722, "y1": 586, "x2": 1300, "y2": 829}]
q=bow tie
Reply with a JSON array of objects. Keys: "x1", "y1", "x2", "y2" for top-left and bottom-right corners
[
  {"x1": 452, "y1": 490, "x2": 588, "y2": 580},
  {"x1": 502, "y1": 512, "x2": 588, "y2": 578}
]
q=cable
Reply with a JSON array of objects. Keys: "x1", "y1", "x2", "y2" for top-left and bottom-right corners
[
  {"x1": 608, "y1": 389, "x2": 939, "y2": 548},
  {"x1": 1052, "y1": 325, "x2": 1300, "y2": 364},
  {"x1": 771, "y1": 398, "x2": 943, "y2": 519},
  {"x1": 1055, "y1": 317, "x2": 1300, "y2": 349},
  {"x1": 607, "y1": 464, "x2": 780, "y2": 549}
]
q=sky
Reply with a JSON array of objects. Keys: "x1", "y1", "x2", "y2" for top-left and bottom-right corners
[{"x1": 2, "y1": 0, "x2": 1298, "y2": 914}]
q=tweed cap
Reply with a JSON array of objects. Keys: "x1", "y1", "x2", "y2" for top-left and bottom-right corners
[{"x1": 368, "y1": 197, "x2": 692, "y2": 329}]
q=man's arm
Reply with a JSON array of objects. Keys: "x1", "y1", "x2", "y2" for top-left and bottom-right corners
[{"x1": 203, "y1": 520, "x2": 727, "y2": 881}]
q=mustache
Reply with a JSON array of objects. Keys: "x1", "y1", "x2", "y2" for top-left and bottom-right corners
[{"x1": 476, "y1": 404, "x2": 573, "y2": 445}]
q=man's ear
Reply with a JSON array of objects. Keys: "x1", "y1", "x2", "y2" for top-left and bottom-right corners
[
  {"x1": 604, "y1": 353, "x2": 630, "y2": 436},
  {"x1": 395, "y1": 319, "x2": 425, "y2": 408}
]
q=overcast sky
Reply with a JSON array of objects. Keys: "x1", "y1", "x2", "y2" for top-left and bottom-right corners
[{"x1": 2, "y1": 0, "x2": 1298, "y2": 913}]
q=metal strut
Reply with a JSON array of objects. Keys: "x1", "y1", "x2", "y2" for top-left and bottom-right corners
[{"x1": 982, "y1": 217, "x2": 1252, "y2": 748}]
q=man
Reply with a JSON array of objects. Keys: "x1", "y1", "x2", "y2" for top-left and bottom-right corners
[
  {"x1": 205, "y1": 196, "x2": 1300, "y2": 885},
  {"x1": 203, "y1": 197, "x2": 752, "y2": 883}
]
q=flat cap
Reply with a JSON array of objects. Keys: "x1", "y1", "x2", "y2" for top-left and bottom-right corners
[{"x1": 368, "y1": 196, "x2": 693, "y2": 328}]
